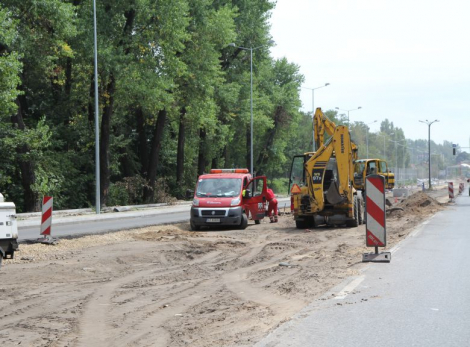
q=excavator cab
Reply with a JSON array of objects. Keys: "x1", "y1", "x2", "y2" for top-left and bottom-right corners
[
  {"x1": 353, "y1": 159, "x2": 395, "y2": 191},
  {"x1": 288, "y1": 154, "x2": 308, "y2": 194}
]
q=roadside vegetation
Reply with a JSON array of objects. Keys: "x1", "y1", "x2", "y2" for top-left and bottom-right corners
[{"x1": 0, "y1": 1, "x2": 465, "y2": 212}]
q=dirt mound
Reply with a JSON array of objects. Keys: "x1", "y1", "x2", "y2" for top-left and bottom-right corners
[{"x1": 388, "y1": 191, "x2": 444, "y2": 220}]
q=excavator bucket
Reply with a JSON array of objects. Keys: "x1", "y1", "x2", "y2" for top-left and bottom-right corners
[{"x1": 326, "y1": 181, "x2": 345, "y2": 205}]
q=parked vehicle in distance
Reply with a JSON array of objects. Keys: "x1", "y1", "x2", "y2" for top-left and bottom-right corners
[{"x1": 0, "y1": 193, "x2": 18, "y2": 268}]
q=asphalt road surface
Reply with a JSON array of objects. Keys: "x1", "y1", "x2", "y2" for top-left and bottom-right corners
[
  {"x1": 17, "y1": 210, "x2": 190, "y2": 241},
  {"x1": 18, "y1": 199, "x2": 290, "y2": 241},
  {"x1": 257, "y1": 195, "x2": 470, "y2": 347}
]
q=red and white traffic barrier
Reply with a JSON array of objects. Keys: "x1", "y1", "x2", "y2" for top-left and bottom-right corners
[
  {"x1": 40, "y1": 196, "x2": 53, "y2": 236},
  {"x1": 363, "y1": 175, "x2": 390, "y2": 263},
  {"x1": 459, "y1": 183, "x2": 464, "y2": 195},
  {"x1": 365, "y1": 176, "x2": 386, "y2": 247},
  {"x1": 448, "y1": 182, "x2": 454, "y2": 199}
]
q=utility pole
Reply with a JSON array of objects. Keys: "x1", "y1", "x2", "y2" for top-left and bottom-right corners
[
  {"x1": 93, "y1": 0, "x2": 100, "y2": 214},
  {"x1": 228, "y1": 40, "x2": 275, "y2": 175},
  {"x1": 419, "y1": 119, "x2": 439, "y2": 189}
]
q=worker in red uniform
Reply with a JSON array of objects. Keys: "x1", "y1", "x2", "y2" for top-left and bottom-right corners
[{"x1": 266, "y1": 187, "x2": 278, "y2": 223}]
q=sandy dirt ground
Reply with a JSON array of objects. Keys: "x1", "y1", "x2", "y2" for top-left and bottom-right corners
[{"x1": 0, "y1": 186, "x2": 452, "y2": 347}]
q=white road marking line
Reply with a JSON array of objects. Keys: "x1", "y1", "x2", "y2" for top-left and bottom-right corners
[
  {"x1": 334, "y1": 276, "x2": 365, "y2": 300},
  {"x1": 410, "y1": 220, "x2": 430, "y2": 237}
]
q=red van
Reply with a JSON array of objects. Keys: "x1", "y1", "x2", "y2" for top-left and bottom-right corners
[{"x1": 190, "y1": 169, "x2": 267, "y2": 230}]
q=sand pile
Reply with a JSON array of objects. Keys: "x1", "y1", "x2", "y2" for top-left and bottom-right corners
[{"x1": 388, "y1": 191, "x2": 443, "y2": 219}]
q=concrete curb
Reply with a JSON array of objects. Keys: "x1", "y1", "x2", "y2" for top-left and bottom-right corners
[
  {"x1": 16, "y1": 201, "x2": 192, "y2": 220},
  {"x1": 17, "y1": 198, "x2": 291, "y2": 229},
  {"x1": 17, "y1": 203, "x2": 192, "y2": 228}
]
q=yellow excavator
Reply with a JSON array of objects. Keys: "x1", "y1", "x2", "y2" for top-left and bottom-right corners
[
  {"x1": 353, "y1": 159, "x2": 395, "y2": 191},
  {"x1": 289, "y1": 108, "x2": 394, "y2": 229}
]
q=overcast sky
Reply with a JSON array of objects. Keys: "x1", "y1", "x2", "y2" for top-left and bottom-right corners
[{"x1": 269, "y1": 0, "x2": 470, "y2": 150}]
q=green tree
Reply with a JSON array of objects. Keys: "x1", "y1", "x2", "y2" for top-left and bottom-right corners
[
  {"x1": 0, "y1": 0, "x2": 76, "y2": 211},
  {"x1": 173, "y1": 1, "x2": 236, "y2": 196},
  {"x1": 254, "y1": 58, "x2": 304, "y2": 177},
  {"x1": 0, "y1": 6, "x2": 21, "y2": 118}
]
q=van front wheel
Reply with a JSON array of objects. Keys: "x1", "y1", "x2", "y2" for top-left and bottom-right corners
[
  {"x1": 240, "y1": 214, "x2": 248, "y2": 229},
  {"x1": 190, "y1": 220, "x2": 200, "y2": 231}
]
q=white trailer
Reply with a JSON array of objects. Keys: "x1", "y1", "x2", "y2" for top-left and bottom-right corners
[{"x1": 0, "y1": 193, "x2": 18, "y2": 268}]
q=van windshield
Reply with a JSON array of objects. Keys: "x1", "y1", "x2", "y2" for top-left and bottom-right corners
[{"x1": 196, "y1": 178, "x2": 242, "y2": 198}]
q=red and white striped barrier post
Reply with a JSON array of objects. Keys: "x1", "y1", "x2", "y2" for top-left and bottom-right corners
[
  {"x1": 40, "y1": 196, "x2": 53, "y2": 240},
  {"x1": 448, "y1": 182, "x2": 454, "y2": 200},
  {"x1": 363, "y1": 175, "x2": 391, "y2": 263},
  {"x1": 459, "y1": 183, "x2": 464, "y2": 195}
]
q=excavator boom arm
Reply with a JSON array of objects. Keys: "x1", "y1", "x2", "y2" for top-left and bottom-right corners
[
  {"x1": 307, "y1": 125, "x2": 354, "y2": 206},
  {"x1": 313, "y1": 108, "x2": 337, "y2": 150}
]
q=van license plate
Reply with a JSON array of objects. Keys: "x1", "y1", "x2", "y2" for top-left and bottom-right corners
[{"x1": 206, "y1": 218, "x2": 220, "y2": 223}]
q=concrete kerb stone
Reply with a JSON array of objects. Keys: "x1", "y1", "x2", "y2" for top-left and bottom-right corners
[
  {"x1": 17, "y1": 197, "x2": 291, "y2": 229},
  {"x1": 17, "y1": 201, "x2": 193, "y2": 228}
]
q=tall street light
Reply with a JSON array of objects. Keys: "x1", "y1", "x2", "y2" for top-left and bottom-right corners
[
  {"x1": 419, "y1": 119, "x2": 439, "y2": 189},
  {"x1": 395, "y1": 139, "x2": 407, "y2": 167},
  {"x1": 93, "y1": 0, "x2": 100, "y2": 214},
  {"x1": 302, "y1": 83, "x2": 330, "y2": 151},
  {"x1": 365, "y1": 120, "x2": 377, "y2": 158},
  {"x1": 378, "y1": 132, "x2": 393, "y2": 160},
  {"x1": 394, "y1": 133, "x2": 397, "y2": 170},
  {"x1": 393, "y1": 138, "x2": 406, "y2": 184},
  {"x1": 335, "y1": 106, "x2": 362, "y2": 126},
  {"x1": 229, "y1": 40, "x2": 275, "y2": 176},
  {"x1": 387, "y1": 132, "x2": 394, "y2": 160}
]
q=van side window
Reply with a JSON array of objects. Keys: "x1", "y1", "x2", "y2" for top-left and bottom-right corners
[{"x1": 253, "y1": 178, "x2": 264, "y2": 196}]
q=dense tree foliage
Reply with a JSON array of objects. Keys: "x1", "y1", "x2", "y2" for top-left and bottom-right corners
[
  {"x1": 0, "y1": 1, "x2": 463, "y2": 211},
  {"x1": 0, "y1": 0, "x2": 306, "y2": 211}
]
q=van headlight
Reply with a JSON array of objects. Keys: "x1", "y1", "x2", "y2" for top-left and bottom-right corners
[
  {"x1": 193, "y1": 198, "x2": 199, "y2": 206},
  {"x1": 231, "y1": 197, "x2": 241, "y2": 206}
]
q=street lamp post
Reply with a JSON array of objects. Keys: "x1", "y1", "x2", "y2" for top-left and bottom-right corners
[
  {"x1": 419, "y1": 119, "x2": 439, "y2": 189},
  {"x1": 397, "y1": 140, "x2": 407, "y2": 166},
  {"x1": 394, "y1": 133, "x2": 397, "y2": 170},
  {"x1": 335, "y1": 106, "x2": 362, "y2": 126},
  {"x1": 303, "y1": 83, "x2": 330, "y2": 151},
  {"x1": 365, "y1": 120, "x2": 377, "y2": 158},
  {"x1": 93, "y1": 0, "x2": 100, "y2": 214},
  {"x1": 393, "y1": 138, "x2": 406, "y2": 185},
  {"x1": 378, "y1": 132, "x2": 393, "y2": 160},
  {"x1": 229, "y1": 40, "x2": 275, "y2": 176}
]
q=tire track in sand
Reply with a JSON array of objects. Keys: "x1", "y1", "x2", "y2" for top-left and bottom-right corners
[
  {"x1": 75, "y1": 249, "x2": 225, "y2": 347},
  {"x1": 222, "y1": 233, "x2": 307, "y2": 321}
]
